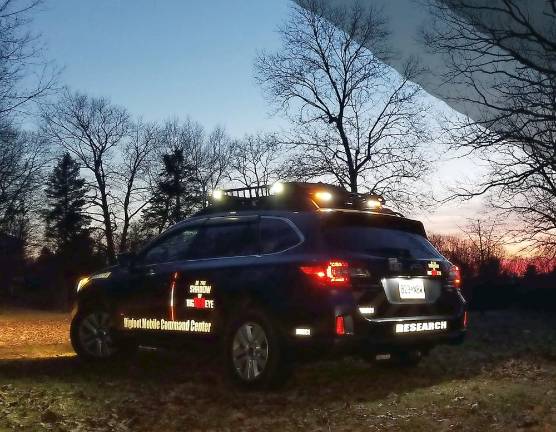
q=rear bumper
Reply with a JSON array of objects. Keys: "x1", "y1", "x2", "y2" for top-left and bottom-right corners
[{"x1": 289, "y1": 313, "x2": 467, "y2": 359}]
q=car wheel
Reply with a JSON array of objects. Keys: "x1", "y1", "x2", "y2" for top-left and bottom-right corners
[
  {"x1": 71, "y1": 308, "x2": 134, "y2": 361},
  {"x1": 224, "y1": 310, "x2": 292, "y2": 389}
]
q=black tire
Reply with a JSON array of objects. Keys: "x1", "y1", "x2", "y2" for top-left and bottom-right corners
[
  {"x1": 70, "y1": 307, "x2": 136, "y2": 362},
  {"x1": 223, "y1": 309, "x2": 292, "y2": 389}
]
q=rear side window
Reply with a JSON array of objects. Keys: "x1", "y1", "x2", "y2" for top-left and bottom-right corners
[
  {"x1": 194, "y1": 222, "x2": 258, "y2": 258},
  {"x1": 260, "y1": 218, "x2": 301, "y2": 254},
  {"x1": 324, "y1": 226, "x2": 442, "y2": 259}
]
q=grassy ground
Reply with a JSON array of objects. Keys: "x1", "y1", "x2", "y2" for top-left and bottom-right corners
[{"x1": 0, "y1": 308, "x2": 555, "y2": 431}]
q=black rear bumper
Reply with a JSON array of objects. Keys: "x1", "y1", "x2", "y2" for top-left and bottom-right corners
[{"x1": 289, "y1": 313, "x2": 467, "y2": 359}]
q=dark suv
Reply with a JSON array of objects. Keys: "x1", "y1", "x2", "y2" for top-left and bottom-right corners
[{"x1": 70, "y1": 182, "x2": 467, "y2": 388}]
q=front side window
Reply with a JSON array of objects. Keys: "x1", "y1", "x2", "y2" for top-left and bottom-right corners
[
  {"x1": 193, "y1": 222, "x2": 258, "y2": 259},
  {"x1": 142, "y1": 228, "x2": 199, "y2": 264},
  {"x1": 260, "y1": 218, "x2": 301, "y2": 254}
]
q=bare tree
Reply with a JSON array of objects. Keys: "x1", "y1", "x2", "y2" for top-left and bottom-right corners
[
  {"x1": 424, "y1": 0, "x2": 556, "y2": 256},
  {"x1": 115, "y1": 121, "x2": 158, "y2": 252},
  {"x1": 188, "y1": 125, "x2": 232, "y2": 207},
  {"x1": 0, "y1": 0, "x2": 56, "y2": 121},
  {"x1": 429, "y1": 218, "x2": 505, "y2": 276},
  {"x1": 41, "y1": 90, "x2": 130, "y2": 263},
  {"x1": 230, "y1": 133, "x2": 283, "y2": 191},
  {"x1": 0, "y1": 123, "x2": 48, "y2": 245},
  {"x1": 154, "y1": 118, "x2": 231, "y2": 209},
  {"x1": 461, "y1": 218, "x2": 506, "y2": 270},
  {"x1": 255, "y1": 0, "x2": 432, "y2": 209},
  {"x1": 428, "y1": 232, "x2": 479, "y2": 277}
]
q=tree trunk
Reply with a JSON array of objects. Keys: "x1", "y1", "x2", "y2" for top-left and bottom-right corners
[
  {"x1": 120, "y1": 214, "x2": 129, "y2": 253},
  {"x1": 98, "y1": 184, "x2": 116, "y2": 264},
  {"x1": 349, "y1": 173, "x2": 358, "y2": 193},
  {"x1": 335, "y1": 119, "x2": 358, "y2": 193}
]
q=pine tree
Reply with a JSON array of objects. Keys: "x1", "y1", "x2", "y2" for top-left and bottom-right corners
[
  {"x1": 43, "y1": 153, "x2": 91, "y2": 253},
  {"x1": 143, "y1": 148, "x2": 200, "y2": 233}
]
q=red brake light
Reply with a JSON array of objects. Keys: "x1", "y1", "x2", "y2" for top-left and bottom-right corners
[
  {"x1": 335, "y1": 316, "x2": 345, "y2": 335},
  {"x1": 300, "y1": 260, "x2": 350, "y2": 287},
  {"x1": 449, "y1": 265, "x2": 462, "y2": 289}
]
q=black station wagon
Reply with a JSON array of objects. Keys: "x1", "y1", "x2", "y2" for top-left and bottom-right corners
[{"x1": 70, "y1": 182, "x2": 467, "y2": 388}]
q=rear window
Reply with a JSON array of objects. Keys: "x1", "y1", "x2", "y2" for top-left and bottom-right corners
[
  {"x1": 260, "y1": 217, "x2": 300, "y2": 254},
  {"x1": 323, "y1": 220, "x2": 441, "y2": 259},
  {"x1": 323, "y1": 213, "x2": 442, "y2": 259}
]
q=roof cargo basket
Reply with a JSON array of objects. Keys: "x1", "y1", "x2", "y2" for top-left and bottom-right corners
[{"x1": 199, "y1": 182, "x2": 402, "y2": 216}]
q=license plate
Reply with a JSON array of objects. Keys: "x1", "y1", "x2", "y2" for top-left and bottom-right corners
[{"x1": 398, "y1": 279, "x2": 425, "y2": 299}]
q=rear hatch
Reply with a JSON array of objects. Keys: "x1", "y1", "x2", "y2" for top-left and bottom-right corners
[{"x1": 319, "y1": 211, "x2": 461, "y2": 319}]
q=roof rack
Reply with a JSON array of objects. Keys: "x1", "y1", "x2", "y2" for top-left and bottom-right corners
[
  {"x1": 212, "y1": 185, "x2": 270, "y2": 199},
  {"x1": 198, "y1": 182, "x2": 403, "y2": 217}
]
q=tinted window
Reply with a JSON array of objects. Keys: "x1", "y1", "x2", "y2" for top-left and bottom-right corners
[
  {"x1": 142, "y1": 228, "x2": 199, "y2": 264},
  {"x1": 260, "y1": 218, "x2": 300, "y2": 254},
  {"x1": 193, "y1": 222, "x2": 258, "y2": 258},
  {"x1": 324, "y1": 226, "x2": 442, "y2": 259}
]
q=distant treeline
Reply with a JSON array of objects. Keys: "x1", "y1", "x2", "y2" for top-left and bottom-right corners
[
  {"x1": 430, "y1": 233, "x2": 556, "y2": 312},
  {"x1": 0, "y1": 113, "x2": 289, "y2": 309}
]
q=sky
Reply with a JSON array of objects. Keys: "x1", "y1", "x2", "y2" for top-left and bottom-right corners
[
  {"x1": 32, "y1": 0, "x2": 484, "y2": 235},
  {"x1": 34, "y1": 0, "x2": 289, "y2": 136}
]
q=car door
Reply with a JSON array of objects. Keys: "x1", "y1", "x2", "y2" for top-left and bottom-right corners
[
  {"x1": 171, "y1": 216, "x2": 260, "y2": 337},
  {"x1": 116, "y1": 224, "x2": 203, "y2": 341}
]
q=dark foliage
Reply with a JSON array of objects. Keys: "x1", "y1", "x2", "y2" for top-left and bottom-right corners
[
  {"x1": 9, "y1": 154, "x2": 100, "y2": 310},
  {"x1": 143, "y1": 148, "x2": 201, "y2": 234},
  {"x1": 43, "y1": 153, "x2": 90, "y2": 253}
]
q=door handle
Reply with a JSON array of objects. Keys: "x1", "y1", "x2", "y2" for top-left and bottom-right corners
[{"x1": 146, "y1": 268, "x2": 156, "y2": 277}]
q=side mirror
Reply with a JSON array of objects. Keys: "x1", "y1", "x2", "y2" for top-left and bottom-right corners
[{"x1": 117, "y1": 251, "x2": 135, "y2": 267}]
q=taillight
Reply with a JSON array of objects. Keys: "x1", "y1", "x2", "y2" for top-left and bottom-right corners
[
  {"x1": 449, "y1": 265, "x2": 462, "y2": 289},
  {"x1": 335, "y1": 316, "x2": 346, "y2": 335},
  {"x1": 300, "y1": 260, "x2": 350, "y2": 287}
]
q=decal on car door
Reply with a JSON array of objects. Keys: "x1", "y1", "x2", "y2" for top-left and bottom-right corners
[
  {"x1": 121, "y1": 274, "x2": 214, "y2": 334},
  {"x1": 186, "y1": 280, "x2": 215, "y2": 309}
]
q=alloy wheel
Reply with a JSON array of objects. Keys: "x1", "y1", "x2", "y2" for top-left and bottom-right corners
[
  {"x1": 232, "y1": 322, "x2": 269, "y2": 381},
  {"x1": 78, "y1": 311, "x2": 116, "y2": 358}
]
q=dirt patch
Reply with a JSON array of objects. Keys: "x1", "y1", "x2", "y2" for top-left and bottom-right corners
[{"x1": 0, "y1": 308, "x2": 72, "y2": 359}]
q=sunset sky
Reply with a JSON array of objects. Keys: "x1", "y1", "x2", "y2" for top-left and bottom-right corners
[{"x1": 33, "y1": 0, "x2": 486, "y2": 235}]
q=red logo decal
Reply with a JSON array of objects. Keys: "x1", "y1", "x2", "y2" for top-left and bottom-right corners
[{"x1": 193, "y1": 297, "x2": 206, "y2": 309}]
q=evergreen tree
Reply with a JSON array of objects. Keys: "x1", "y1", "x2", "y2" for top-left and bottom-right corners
[
  {"x1": 43, "y1": 153, "x2": 91, "y2": 253},
  {"x1": 144, "y1": 148, "x2": 200, "y2": 233}
]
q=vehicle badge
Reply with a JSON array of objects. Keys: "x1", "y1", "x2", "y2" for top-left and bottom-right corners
[{"x1": 427, "y1": 261, "x2": 442, "y2": 276}]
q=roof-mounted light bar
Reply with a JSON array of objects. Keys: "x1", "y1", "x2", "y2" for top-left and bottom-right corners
[
  {"x1": 205, "y1": 182, "x2": 396, "y2": 216},
  {"x1": 211, "y1": 189, "x2": 224, "y2": 201},
  {"x1": 314, "y1": 190, "x2": 333, "y2": 203},
  {"x1": 365, "y1": 194, "x2": 385, "y2": 210},
  {"x1": 269, "y1": 181, "x2": 285, "y2": 195}
]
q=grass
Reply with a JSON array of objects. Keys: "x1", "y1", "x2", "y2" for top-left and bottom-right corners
[{"x1": 0, "y1": 308, "x2": 555, "y2": 431}]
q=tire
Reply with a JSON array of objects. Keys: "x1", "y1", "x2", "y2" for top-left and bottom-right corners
[
  {"x1": 223, "y1": 309, "x2": 292, "y2": 389},
  {"x1": 70, "y1": 308, "x2": 136, "y2": 362}
]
